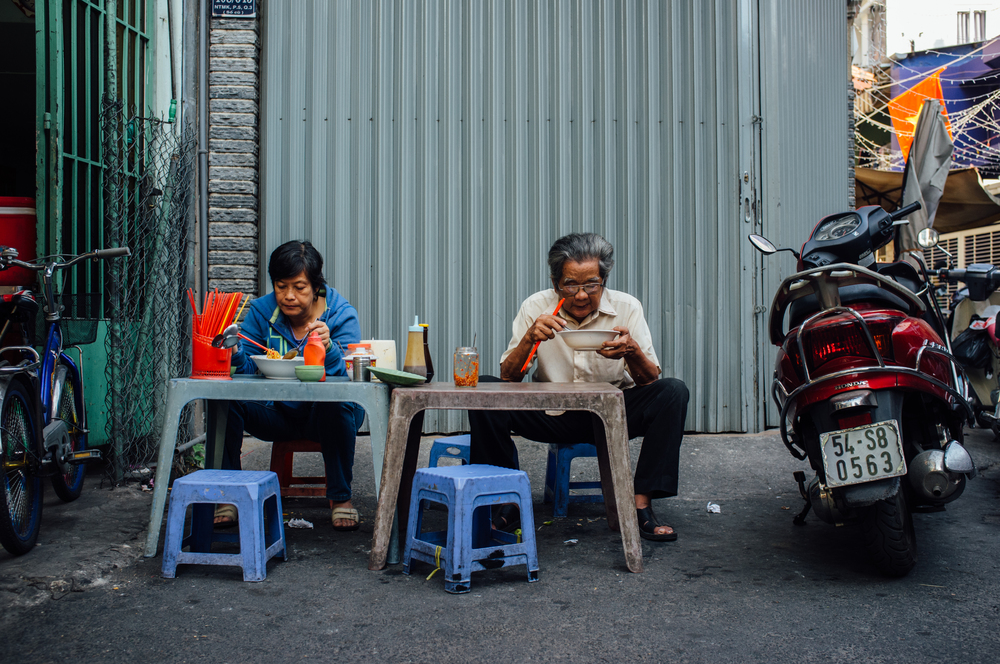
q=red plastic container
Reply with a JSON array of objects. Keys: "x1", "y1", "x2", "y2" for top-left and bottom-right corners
[
  {"x1": 0, "y1": 197, "x2": 37, "y2": 287},
  {"x1": 191, "y1": 317, "x2": 232, "y2": 380}
]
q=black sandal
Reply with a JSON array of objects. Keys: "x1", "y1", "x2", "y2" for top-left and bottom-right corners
[
  {"x1": 637, "y1": 506, "x2": 677, "y2": 542},
  {"x1": 492, "y1": 504, "x2": 521, "y2": 533}
]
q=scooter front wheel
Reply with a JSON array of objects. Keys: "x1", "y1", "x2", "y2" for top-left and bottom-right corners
[{"x1": 860, "y1": 489, "x2": 917, "y2": 577}]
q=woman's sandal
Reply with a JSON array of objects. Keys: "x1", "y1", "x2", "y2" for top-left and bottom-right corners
[
  {"x1": 331, "y1": 507, "x2": 361, "y2": 532},
  {"x1": 492, "y1": 504, "x2": 521, "y2": 533},
  {"x1": 636, "y1": 506, "x2": 677, "y2": 542},
  {"x1": 214, "y1": 503, "x2": 238, "y2": 529}
]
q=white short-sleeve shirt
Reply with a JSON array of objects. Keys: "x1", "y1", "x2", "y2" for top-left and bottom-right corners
[{"x1": 500, "y1": 287, "x2": 660, "y2": 390}]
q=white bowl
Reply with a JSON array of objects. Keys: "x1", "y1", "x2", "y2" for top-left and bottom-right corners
[
  {"x1": 251, "y1": 355, "x2": 305, "y2": 380},
  {"x1": 556, "y1": 329, "x2": 619, "y2": 351}
]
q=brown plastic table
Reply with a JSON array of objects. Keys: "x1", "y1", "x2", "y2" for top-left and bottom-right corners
[{"x1": 367, "y1": 382, "x2": 643, "y2": 573}]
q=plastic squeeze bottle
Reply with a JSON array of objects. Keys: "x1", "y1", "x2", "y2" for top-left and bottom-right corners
[
  {"x1": 303, "y1": 330, "x2": 327, "y2": 382},
  {"x1": 403, "y1": 315, "x2": 427, "y2": 380},
  {"x1": 420, "y1": 323, "x2": 434, "y2": 383}
]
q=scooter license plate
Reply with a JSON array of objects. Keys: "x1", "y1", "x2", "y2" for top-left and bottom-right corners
[{"x1": 819, "y1": 420, "x2": 906, "y2": 488}]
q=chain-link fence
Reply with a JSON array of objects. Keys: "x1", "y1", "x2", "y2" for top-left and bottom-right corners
[{"x1": 101, "y1": 96, "x2": 197, "y2": 481}]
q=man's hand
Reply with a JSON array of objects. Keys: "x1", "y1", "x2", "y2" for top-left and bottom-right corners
[
  {"x1": 500, "y1": 313, "x2": 567, "y2": 381},
  {"x1": 525, "y1": 313, "x2": 567, "y2": 343},
  {"x1": 597, "y1": 326, "x2": 634, "y2": 360},
  {"x1": 599, "y1": 326, "x2": 660, "y2": 386}
]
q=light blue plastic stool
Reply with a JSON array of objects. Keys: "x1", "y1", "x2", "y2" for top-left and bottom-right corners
[
  {"x1": 428, "y1": 434, "x2": 518, "y2": 468},
  {"x1": 543, "y1": 443, "x2": 603, "y2": 518},
  {"x1": 402, "y1": 464, "x2": 539, "y2": 594},
  {"x1": 161, "y1": 469, "x2": 287, "y2": 582},
  {"x1": 428, "y1": 434, "x2": 471, "y2": 467}
]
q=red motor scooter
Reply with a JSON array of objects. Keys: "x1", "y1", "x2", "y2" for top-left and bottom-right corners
[{"x1": 749, "y1": 202, "x2": 977, "y2": 577}]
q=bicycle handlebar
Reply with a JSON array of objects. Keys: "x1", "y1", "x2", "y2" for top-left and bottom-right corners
[
  {"x1": 94, "y1": 247, "x2": 131, "y2": 260},
  {"x1": 0, "y1": 246, "x2": 131, "y2": 272}
]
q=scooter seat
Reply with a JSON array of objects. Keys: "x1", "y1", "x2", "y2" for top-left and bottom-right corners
[{"x1": 787, "y1": 284, "x2": 913, "y2": 329}]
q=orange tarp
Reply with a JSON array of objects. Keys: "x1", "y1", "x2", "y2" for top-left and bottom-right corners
[{"x1": 888, "y1": 70, "x2": 954, "y2": 160}]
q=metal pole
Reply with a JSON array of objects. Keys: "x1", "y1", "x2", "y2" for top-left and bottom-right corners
[
  {"x1": 198, "y1": 0, "x2": 209, "y2": 299},
  {"x1": 104, "y1": 0, "x2": 123, "y2": 481}
]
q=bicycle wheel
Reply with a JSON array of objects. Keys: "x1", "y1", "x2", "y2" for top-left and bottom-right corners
[
  {"x1": 51, "y1": 365, "x2": 86, "y2": 502},
  {"x1": 0, "y1": 379, "x2": 42, "y2": 555}
]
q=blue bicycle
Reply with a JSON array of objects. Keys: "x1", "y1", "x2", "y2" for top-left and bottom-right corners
[{"x1": 0, "y1": 245, "x2": 130, "y2": 555}]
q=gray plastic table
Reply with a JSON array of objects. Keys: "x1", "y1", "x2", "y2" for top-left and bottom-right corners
[
  {"x1": 367, "y1": 382, "x2": 643, "y2": 573},
  {"x1": 144, "y1": 375, "x2": 391, "y2": 558}
]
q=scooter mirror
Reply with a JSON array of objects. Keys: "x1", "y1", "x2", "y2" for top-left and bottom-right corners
[
  {"x1": 748, "y1": 234, "x2": 777, "y2": 255},
  {"x1": 917, "y1": 228, "x2": 940, "y2": 249}
]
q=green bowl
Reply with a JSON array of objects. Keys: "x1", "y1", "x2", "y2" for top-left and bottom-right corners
[{"x1": 295, "y1": 365, "x2": 325, "y2": 382}]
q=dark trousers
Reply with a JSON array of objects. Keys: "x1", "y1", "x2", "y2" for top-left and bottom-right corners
[
  {"x1": 222, "y1": 400, "x2": 365, "y2": 502},
  {"x1": 469, "y1": 375, "x2": 689, "y2": 499}
]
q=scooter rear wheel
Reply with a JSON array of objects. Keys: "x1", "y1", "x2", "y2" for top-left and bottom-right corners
[
  {"x1": 860, "y1": 489, "x2": 917, "y2": 577},
  {"x1": 0, "y1": 380, "x2": 42, "y2": 556}
]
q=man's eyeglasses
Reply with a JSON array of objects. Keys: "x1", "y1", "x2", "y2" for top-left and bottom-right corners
[{"x1": 559, "y1": 281, "x2": 604, "y2": 295}]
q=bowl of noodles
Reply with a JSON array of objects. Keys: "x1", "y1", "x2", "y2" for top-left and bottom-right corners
[{"x1": 251, "y1": 355, "x2": 304, "y2": 380}]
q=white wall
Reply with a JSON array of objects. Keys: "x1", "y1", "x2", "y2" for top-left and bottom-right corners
[
  {"x1": 887, "y1": 0, "x2": 1000, "y2": 54},
  {"x1": 151, "y1": 0, "x2": 183, "y2": 120}
]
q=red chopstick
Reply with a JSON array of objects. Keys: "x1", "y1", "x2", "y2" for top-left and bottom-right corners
[
  {"x1": 520, "y1": 298, "x2": 565, "y2": 374},
  {"x1": 188, "y1": 289, "x2": 244, "y2": 338},
  {"x1": 238, "y1": 333, "x2": 271, "y2": 354}
]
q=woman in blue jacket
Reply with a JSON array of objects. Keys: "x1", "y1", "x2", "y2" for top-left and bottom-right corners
[{"x1": 216, "y1": 240, "x2": 365, "y2": 531}]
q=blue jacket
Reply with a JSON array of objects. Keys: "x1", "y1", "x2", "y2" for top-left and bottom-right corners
[{"x1": 231, "y1": 283, "x2": 360, "y2": 378}]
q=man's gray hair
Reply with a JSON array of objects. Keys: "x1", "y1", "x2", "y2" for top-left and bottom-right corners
[{"x1": 547, "y1": 232, "x2": 615, "y2": 283}]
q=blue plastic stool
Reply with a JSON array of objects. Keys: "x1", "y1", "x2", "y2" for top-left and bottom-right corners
[
  {"x1": 428, "y1": 434, "x2": 519, "y2": 468},
  {"x1": 428, "y1": 434, "x2": 471, "y2": 467},
  {"x1": 161, "y1": 469, "x2": 287, "y2": 582},
  {"x1": 402, "y1": 464, "x2": 539, "y2": 593},
  {"x1": 544, "y1": 443, "x2": 603, "y2": 517}
]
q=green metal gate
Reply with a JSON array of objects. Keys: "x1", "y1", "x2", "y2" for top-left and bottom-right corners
[
  {"x1": 34, "y1": 0, "x2": 153, "y2": 460},
  {"x1": 35, "y1": 0, "x2": 150, "y2": 288}
]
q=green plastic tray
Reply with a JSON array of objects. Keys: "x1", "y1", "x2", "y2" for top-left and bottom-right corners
[{"x1": 367, "y1": 367, "x2": 426, "y2": 386}]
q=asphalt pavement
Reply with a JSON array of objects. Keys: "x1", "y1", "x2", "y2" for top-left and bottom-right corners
[{"x1": 1, "y1": 426, "x2": 998, "y2": 664}]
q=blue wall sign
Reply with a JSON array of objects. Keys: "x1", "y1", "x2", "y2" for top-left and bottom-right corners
[{"x1": 212, "y1": 0, "x2": 256, "y2": 18}]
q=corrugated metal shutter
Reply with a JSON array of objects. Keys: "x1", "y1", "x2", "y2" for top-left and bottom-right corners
[
  {"x1": 259, "y1": 0, "x2": 762, "y2": 433},
  {"x1": 756, "y1": 0, "x2": 850, "y2": 428}
]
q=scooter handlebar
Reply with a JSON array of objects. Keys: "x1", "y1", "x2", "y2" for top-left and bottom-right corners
[
  {"x1": 934, "y1": 265, "x2": 1000, "y2": 300},
  {"x1": 889, "y1": 201, "x2": 922, "y2": 221}
]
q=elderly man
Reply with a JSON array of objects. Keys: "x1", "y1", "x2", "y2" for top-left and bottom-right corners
[{"x1": 470, "y1": 232, "x2": 689, "y2": 541}]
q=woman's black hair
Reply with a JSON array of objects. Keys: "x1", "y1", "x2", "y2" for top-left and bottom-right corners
[
  {"x1": 268, "y1": 240, "x2": 326, "y2": 293},
  {"x1": 547, "y1": 232, "x2": 615, "y2": 284}
]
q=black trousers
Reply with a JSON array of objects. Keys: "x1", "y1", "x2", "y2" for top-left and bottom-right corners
[{"x1": 468, "y1": 375, "x2": 689, "y2": 499}]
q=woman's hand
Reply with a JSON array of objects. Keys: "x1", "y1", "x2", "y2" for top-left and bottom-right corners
[{"x1": 305, "y1": 319, "x2": 332, "y2": 350}]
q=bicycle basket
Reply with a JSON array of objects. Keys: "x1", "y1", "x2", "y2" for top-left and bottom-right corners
[{"x1": 34, "y1": 293, "x2": 101, "y2": 346}]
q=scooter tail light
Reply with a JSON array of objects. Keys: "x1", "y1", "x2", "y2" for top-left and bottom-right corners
[
  {"x1": 786, "y1": 315, "x2": 901, "y2": 377},
  {"x1": 836, "y1": 412, "x2": 873, "y2": 429}
]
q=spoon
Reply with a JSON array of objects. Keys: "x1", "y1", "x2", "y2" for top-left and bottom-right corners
[
  {"x1": 283, "y1": 332, "x2": 313, "y2": 360},
  {"x1": 211, "y1": 324, "x2": 240, "y2": 349}
]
